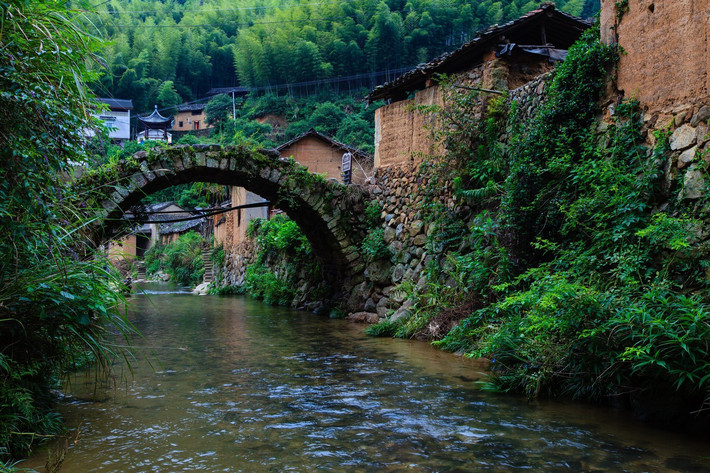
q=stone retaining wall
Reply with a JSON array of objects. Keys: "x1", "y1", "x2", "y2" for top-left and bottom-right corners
[{"x1": 348, "y1": 73, "x2": 552, "y2": 321}]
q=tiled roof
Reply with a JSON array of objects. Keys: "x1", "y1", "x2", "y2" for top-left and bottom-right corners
[
  {"x1": 138, "y1": 105, "x2": 173, "y2": 126},
  {"x1": 365, "y1": 3, "x2": 590, "y2": 103},
  {"x1": 277, "y1": 129, "x2": 372, "y2": 162},
  {"x1": 177, "y1": 103, "x2": 207, "y2": 112},
  {"x1": 98, "y1": 98, "x2": 133, "y2": 110}
]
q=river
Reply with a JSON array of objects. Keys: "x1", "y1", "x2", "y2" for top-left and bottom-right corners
[{"x1": 23, "y1": 283, "x2": 710, "y2": 472}]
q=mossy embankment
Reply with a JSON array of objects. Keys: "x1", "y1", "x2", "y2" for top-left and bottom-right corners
[{"x1": 367, "y1": 28, "x2": 710, "y2": 428}]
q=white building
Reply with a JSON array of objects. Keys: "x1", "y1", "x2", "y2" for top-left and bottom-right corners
[{"x1": 94, "y1": 98, "x2": 133, "y2": 142}]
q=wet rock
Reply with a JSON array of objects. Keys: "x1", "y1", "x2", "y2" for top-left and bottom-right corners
[
  {"x1": 192, "y1": 282, "x2": 210, "y2": 295},
  {"x1": 366, "y1": 259, "x2": 392, "y2": 286},
  {"x1": 364, "y1": 297, "x2": 377, "y2": 313},
  {"x1": 348, "y1": 312, "x2": 379, "y2": 323},
  {"x1": 390, "y1": 299, "x2": 415, "y2": 322},
  {"x1": 376, "y1": 297, "x2": 391, "y2": 318},
  {"x1": 347, "y1": 281, "x2": 369, "y2": 310}
]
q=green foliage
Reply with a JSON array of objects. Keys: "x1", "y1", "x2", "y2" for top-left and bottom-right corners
[
  {"x1": 423, "y1": 28, "x2": 710, "y2": 413},
  {"x1": 144, "y1": 232, "x2": 205, "y2": 286},
  {"x1": 361, "y1": 229, "x2": 391, "y2": 263},
  {"x1": 205, "y1": 94, "x2": 234, "y2": 129},
  {"x1": 244, "y1": 263, "x2": 296, "y2": 306},
  {"x1": 87, "y1": 0, "x2": 599, "y2": 115},
  {"x1": 0, "y1": 0, "x2": 133, "y2": 460},
  {"x1": 363, "y1": 201, "x2": 383, "y2": 228},
  {"x1": 242, "y1": 215, "x2": 322, "y2": 306},
  {"x1": 365, "y1": 319, "x2": 400, "y2": 337}
]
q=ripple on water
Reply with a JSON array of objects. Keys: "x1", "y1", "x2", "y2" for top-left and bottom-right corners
[{"x1": 45, "y1": 294, "x2": 710, "y2": 473}]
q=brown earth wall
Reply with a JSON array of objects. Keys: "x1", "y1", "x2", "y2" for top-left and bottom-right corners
[
  {"x1": 600, "y1": 0, "x2": 710, "y2": 113},
  {"x1": 373, "y1": 56, "x2": 554, "y2": 170}
]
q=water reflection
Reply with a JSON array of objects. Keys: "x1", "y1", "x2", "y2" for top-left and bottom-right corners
[{"x1": 22, "y1": 283, "x2": 710, "y2": 472}]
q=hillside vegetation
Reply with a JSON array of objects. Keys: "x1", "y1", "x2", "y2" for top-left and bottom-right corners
[{"x1": 86, "y1": 0, "x2": 600, "y2": 111}]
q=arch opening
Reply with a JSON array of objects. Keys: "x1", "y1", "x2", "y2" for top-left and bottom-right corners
[{"x1": 83, "y1": 145, "x2": 369, "y2": 299}]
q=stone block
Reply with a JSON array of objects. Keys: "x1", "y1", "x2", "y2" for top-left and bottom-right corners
[
  {"x1": 691, "y1": 105, "x2": 710, "y2": 127},
  {"x1": 677, "y1": 146, "x2": 697, "y2": 169},
  {"x1": 413, "y1": 234, "x2": 428, "y2": 246},
  {"x1": 409, "y1": 219, "x2": 424, "y2": 236},
  {"x1": 348, "y1": 312, "x2": 379, "y2": 323},
  {"x1": 683, "y1": 165, "x2": 706, "y2": 200},
  {"x1": 376, "y1": 297, "x2": 390, "y2": 318},
  {"x1": 670, "y1": 125, "x2": 697, "y2": 151}
]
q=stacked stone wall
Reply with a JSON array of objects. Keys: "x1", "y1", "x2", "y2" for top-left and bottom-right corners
[{"x1": 349, "y1": 72, "x2": 552, "y2": 321}]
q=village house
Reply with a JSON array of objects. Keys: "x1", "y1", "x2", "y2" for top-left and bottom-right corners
[
  {"x1": 88, "y1": 98, "x2": 133, "y2": 143},
  {"x1": 365, "y1": 3, "x2": 591, "y2": 168},
  {"x1": 107, "y1": 202, "x2": 198, "y2": 261},
  {"x1": 173, "y1": 103, "x2": 212, "y2": 133},
  {"x1": 276, "y1": 129, "x2": 373, "y2": 185},
  {"x1": 211, "y1": 188, "x2": 270, "y2": 250}
]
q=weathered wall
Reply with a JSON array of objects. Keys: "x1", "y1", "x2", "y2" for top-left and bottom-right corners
[
  {"x1": 373, "y1": 56, "x2": 555, "y2": 169},
  {"x1": 600, "y1": 0, "x2": 710, "y2": 112},
  {"x1": 348, "y1": 75, "x2": 551, "y2": 321},
  {"x1": 279, "y1": 136, "x2": 371, "y2": 185},
  {"x1": 108, "y1": 234, "x2": 139, "y2": 260},
  {"x1": 373, "y1": 78, "x2": 447, "y2": 169}
]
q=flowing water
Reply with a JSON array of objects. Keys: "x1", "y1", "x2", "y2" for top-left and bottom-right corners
[{"x1": 23, "y1": 283, "x2": 710, "y2": 472}]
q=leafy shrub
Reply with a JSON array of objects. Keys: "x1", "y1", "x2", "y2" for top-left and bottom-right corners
[
  {"x1": 361, "y1": 228, "x2": 391, "y2": 263},
  {"x1": 145, "y1": 232, "x2": 205, "y2": 286},
  {"x1": 365, "y1": 319, "x2": 400, "y2": 337},
  {"x1": 242, "y1": 215, "x2": 321, "y2": 306},
  {"x1": 244, "y1": 264, "x2": 296, "y2": 305}
]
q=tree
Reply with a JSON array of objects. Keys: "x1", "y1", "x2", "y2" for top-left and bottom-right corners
[
  {"x1": 156, "y1": 80, "x2": 182, "y2": 116},
  {"x1": 0, "y1": 0, "x2": 131, "y2": 461},
  {"x1": 205, "y1": 94, "x2": 234, "y2": 130}
]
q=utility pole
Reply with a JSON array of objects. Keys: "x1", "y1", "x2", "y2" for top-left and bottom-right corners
[{"x1": 231, "y1": 91, "x2": 236, "y2": 122}]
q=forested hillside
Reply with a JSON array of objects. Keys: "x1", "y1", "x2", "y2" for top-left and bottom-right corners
[{"x1": 87, "y1": 0, "x2": 599, "y2": 112}]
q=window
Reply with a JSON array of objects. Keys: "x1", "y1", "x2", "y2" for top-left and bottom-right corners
[
  {"x1": 191, "y1": 110, "x2": 201, "y2": 116},
  {"x1": 178, "y1": 121, "x2": 183, "y2": 127}
]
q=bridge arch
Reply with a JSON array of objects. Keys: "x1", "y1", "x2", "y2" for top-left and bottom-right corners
[{"x1": 79, "y1": 144, "x2": 369, "y2": 292}]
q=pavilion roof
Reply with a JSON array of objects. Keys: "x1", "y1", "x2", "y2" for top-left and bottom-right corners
[{"x1": 138, "y1": 105, "x2": 173, "y2": 128}]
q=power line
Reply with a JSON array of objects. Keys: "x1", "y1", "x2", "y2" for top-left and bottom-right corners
[
  {"x1": 122, "y1": 201, "x2": 272, "y2": 224},
  {"x1": 112, "y1": 16, "x2": 344, "y2": 28},
  {"x1": 92, "y1": 0, "x2": 356, "y2": 14}
]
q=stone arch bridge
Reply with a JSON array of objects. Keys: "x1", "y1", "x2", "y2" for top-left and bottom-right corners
[{"x1": 78, "y1": 144, "x2": 371, "y2": 293}]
